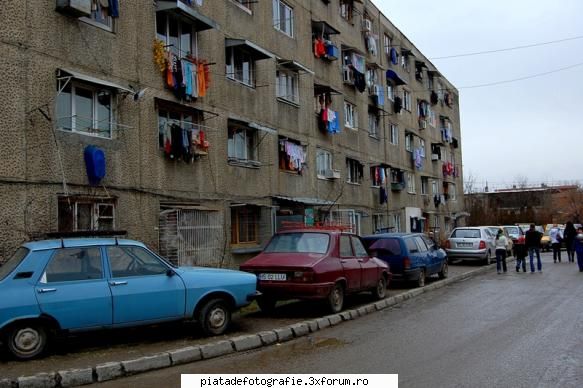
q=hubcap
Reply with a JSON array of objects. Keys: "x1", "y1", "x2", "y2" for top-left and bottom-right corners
[
  {"x1": 377, "y1": 279, "x2": 385, "y2": 295},
  {"x1": 332, "y1": 288, "x2": 342, "y2": 307},
  {"x1": 14, "y1": 328, "x2": 40, "y2": 353},
  {"x1": 208, "y1": 307, "x2": 226, "y2": 329}
]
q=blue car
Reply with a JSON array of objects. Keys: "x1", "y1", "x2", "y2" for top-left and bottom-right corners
[
  {"x1": 362, "y1": 233, "x2": 448, "y2": 288},
  {"x1": 0, "y1": 238, "x2": 258, "y2": 360}
]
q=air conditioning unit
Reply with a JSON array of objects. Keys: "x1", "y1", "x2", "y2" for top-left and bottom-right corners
[
  {"x1": 342, "y1": 67, "x2": 354, "y2": 84},
  {"x1": 431, "y1": 154, "x2": 439, "y2": 161},
  {"x1": 419, "y1": 120, "x2": 427, "y2": 129},
  {"x1": 325, "y1": 169, "x2": 341, "y2": 179},
  {"x1": 363, "y1": 19, "x2": 372, "y2": 32},
  {"x1": 56, "y1": 0, "x2": 91, "y2": 17}
]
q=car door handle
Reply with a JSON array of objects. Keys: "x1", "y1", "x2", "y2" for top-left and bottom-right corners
[
  {"x1": 109, "y1": 281, "x2": 128, "y2": 286},
  {"x1": 37, "y1": 288, "x2": 57, "y2": 294},
  {"x1": 358, "y1": 259, "x2": 365, "y2": 262},
  {"x1": 340, "y1": 259, "x2": 349, "y2": 263}
]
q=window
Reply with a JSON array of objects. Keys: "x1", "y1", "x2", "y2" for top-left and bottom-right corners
[
  {"x1": 389, "y1": 124, "x2": 398, "y2": 145},
  {"x1": 420, "y1": 139, "x2": 426, "y2": 157},
  {"x1": 265, "y1": 233, "x2": 329, "y2": 254},
  {"x1": 346, "y1": 158, "x2": 363, "y2": 184},
  {"x1": 372, "y1": 214, "x2": 388, "y2": 233},
  {"x1": 370, "y1": 166, "x2": 385, "y2": 187},
  {"x1": 428, "y1": 74, "x2": 434, "y2": 91},
  {"x1": 339, "y1": 235, "x2": 353, "y2": 257},
  {"x1": 401, "y1": 54, "x2": 410, "y2": 71},
  {"x1": 339, "y1": 0, "x2": 355, "y2": 22},
  {"x1": 403, "y1": 89, "x2": 411, "y2": 111},
  {"x1": 156, "y1": 12, "x2": 197, "y2": 59},
  {"x1": 352, "y1": 236, "x2": 368, "y2": 257},
  {"x1": 226, "y1": 47, "x2": 255, "y2": 87},
  {"x1": 383, "y1": 34, "x2": 392, "y2": 55},
  {"x1": 391, "y1": 214, "x2": 401, "y2": 233},
  {"x1": 387, "y1": 82, "x2": 394, "y2": 101},
  {"x1": 407, "y1": 172, "x2": 416, "y2": 193},
  {"x1": 42, "y1": 248, "x2": 103, "y2": 283},
  {"x1": 158, "y1": 105, "x2": 203, "y2": 150},
  {"x1": 405, "y1": 133, "x2": 414, "y2": 152},
  {"x1": 107, "y1": 246, "x2": 168, "y2": 278},
  {"x1": 231, "y1": 206, "x2": 259, "y2": 245},
  {"x1": 316, "y1": 148, "x2": 333, "y2": 178},
  {"x1": 421, "y1": 177, "x2": 429, "y2": 195},
  {"x1": 276, "y1": 69, "x2": 299, "y2": 104},
  {"x1": 58, "y1": 197, "x2": 115, "y2": 232},
  {"x1": 273, "y1": 0, "x2": 294, "y2": 37},
  {"x1": 228, "y1": 121, "x2": 258, "y2": 163},
  {"x1": 279, "y1": 137, "x2": 305, "y2": 173},
  {"x1": 344, "y1": 101, "x2": 357, "y2": 129},
  {"x1": 368, "y1": 110, "x2": 379, "y2": 138},
  {"x1": 56, "y1": 81, "x2": 114, "y2": 138},
  {"x1": 82, "y1": 0, "x2": 113, "y2": 30},
  {"x1": 432, "y1": 180, "x2": 438, "y2": 195},
  {"x1": 366, "y1": 67, "x2": 379, "y2": 91},
  {"x1": 449, "y1": 183, "x2": 457, "y2": 201}
]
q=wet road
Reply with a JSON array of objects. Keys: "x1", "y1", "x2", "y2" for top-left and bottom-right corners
[
  {"x1": 97, "y1": 253, "x2": 583, "y2": 388},
  {"x1": 0, "y1": 261, "x2": 480, "y2": 379}
]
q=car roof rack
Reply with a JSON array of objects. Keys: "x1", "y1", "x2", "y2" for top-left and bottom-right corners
[
  {"x1": 279, "y1": 221, "x2": 353, "y2": 232},
  {"x1": 44, "y1": 230, "x2": 128, "y2": 240}
]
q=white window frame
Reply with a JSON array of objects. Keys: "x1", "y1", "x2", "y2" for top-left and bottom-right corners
[
  {"x1": 346, "y1": 158, "x2": 362, "y2": 184},
  {"x1": 432, "y1": 180, "x2": 438, "y2": 195},
  {"x1": 387, "y1": 82, "x2": 394, "y2": 101},
  {"x1": 405, "y1": 133, "x2": 413, "y2": 152},
  {"x1": 420, "y1": 139, "x2": 426, "y2": 157},
  {"x1": 56, "y1": 80, "x2": 115, "y2": 139},
  {"x1": 157, "y1": 106, "x2": 203, "y2": 149},
  {"x1": 407, "y1": 172, "x2": 416, "y2": 194},
  {"x1": 384, "y1": 34, "x2": 391, "y2": 56},
  {"x1": 421, "y1": 177, "x2": 429, "y2": 195},
  {"x1": 316, "y1": 148, "x2": 334, "y2": 179},
  {"x1": 390, "y1": 124, "x2": 399, "y2": 145},
  {"x1": 373, "y1": 213, "x2": 388, "y2": 233},
  {"x1": 228, "y1": 123, "x2": 258, "y2": 163},
  {"x1": 273, "y1": 0, "x2": 294, "y2": 37},
  {"x1": 368, "y1": 111, "x2": 379, "y2": 138},
  {"x1": 344, "y1": 101, "x2": 358, "y2": 129},
  {"x1": 58, "y1": 198, "x2": 116, "y2": 232},
  {"x1": 401, "y1": 55, "x2": 409, "y2": 71},
  {"x1": 449, "y1": 183, "x2": 457, "y2": 201},
  {"x1": 276, "y1": 69, "x2": 299, "y2": 104},
  {"x1": 156, "y1": 12, "x2": 198, "y2": 59},
  {"x1": 81, "y1": 1, "x2": 113, "y2": 32},
  {"x1": 403, "y1": 89, "x2": 412, "y2": 111},
  {"x1": 391, "y1": 214, "x2": 401, "y2": 233},
  {"x1": 226, "y1": 47, "x2": 255, "y2": 87}
]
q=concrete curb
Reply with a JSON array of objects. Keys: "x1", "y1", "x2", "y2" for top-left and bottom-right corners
[{"x1": 3, "y1": 264, "x2": 495, "y2": 387}]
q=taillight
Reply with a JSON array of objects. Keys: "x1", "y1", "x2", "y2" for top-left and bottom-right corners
[
  {"x1": 479, "y1": 240, "x2": 486, "y2": 249},
  {"x1": 444, "y1": 240, "x2": 451, "y2": 249},
  {"x1": 518, "y1": 236, "x2": 525, "y2": 244},
  {"x1": 403, "y1": 257, "x2": 411, "y2": 269},
  {"x1": 292, "y1": 271, "x2": 314, "y2": 282}
]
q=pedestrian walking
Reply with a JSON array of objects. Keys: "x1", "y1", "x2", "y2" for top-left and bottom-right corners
[
  {"x1": 549, "y1": 224, "x2": 563, "y2": 263},
  {"x1": 574, "y1": 227, "x2": 583, "y2": 272},
  {"x1": 525, "y1": 224, "x2": 543, "y2": 273},
  {"x1": 494, "y1": 229, "x2": 508, "y2": 274},
  {"x1": 563, "y1": 221, "x2": 576, "y2": 263}
]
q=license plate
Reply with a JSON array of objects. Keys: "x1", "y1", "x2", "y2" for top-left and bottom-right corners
[
  {"x1": 458, "y1": 242, "x2": 473, "y2": 248},
  {"x1": 258, "y1": 273, "x2": 287, "y2": 281}
]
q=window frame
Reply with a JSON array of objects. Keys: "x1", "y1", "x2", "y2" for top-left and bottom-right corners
[
  {"x1": 368, "y1": 110, "x2": 380, "y2": 138},
  {"x1": 80, "y1": 2, "x2": 114, "y2": 32},
  {"x1": 157, "y1": 104, "x2": 203, "y2": 150},
  {"x1": 226, "y1": 46, "x2": 256, "y2": 87},
  {"x1": 344, "y1": 100, "x2": 358, "y2": 129},
  {"x1": 403, "y1": 89, "x2": 412, "y2": 111},
  {"x1": 407, "y1": 172, "x2": 416, "y2": 194},
  {"x1": 273, "y1": 0, "x2": 294, "y2": 37},
  {"x1": 346, "y1": 158, "x2": 363, "y2": 185},
  {"x1": 389, "y1": 123, "x2": 399, "y2": 145},
  {"x1": 316, "y1": 148, "x2": 333, "y2": 179},
  {"x1": 276, "y1": 68, "x2": 299, "y2": 105},
  {"x1": 405, "y1": 132, "x2": 414, "y2": 152},
  {"x1": 231, "y1": 0, "x2": 253, "y2": 14},
  {"x1": 156, "y1": 12, "x2": 198, "y2": 59},
  {"x1": 421, "y1": 176, "x2": 429, "y2": 195},
  {"x1": 231, "y1": 206, "x2": 260, "y2": 246},
  {"x1": 58, "y1": 197, "x2": 116, "y2": 233},
  {"x1": 228, "y1": 121, "x2": 258, "y2": 164}
]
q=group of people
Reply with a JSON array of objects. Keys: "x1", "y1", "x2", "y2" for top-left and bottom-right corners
[{"x1": 494, "y1": 223, "x2": 583, "y2": 274}]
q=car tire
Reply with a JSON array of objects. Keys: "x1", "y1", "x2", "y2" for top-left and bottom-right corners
[
  {"x1": 6, "y1": 322, "x2": 48, "y2": 360},
  {"x1": 328, "y1": 283, "x2": 344, "y2": 313},
  {"x1": 438, "y1": 261, "x2": 449, "y2": 279},
  {"x1": 372, "y1": 276, "x2": 387, "y2": 300},
  {"x1": 256, "y1": 296, "x2": 277, "y2": 314},
  {"x1": 198, "y1": 298, "x2": 231, "y2": 336},
  {"x1": 417, "y1": 269, "x2": 426, "y2": 288}
]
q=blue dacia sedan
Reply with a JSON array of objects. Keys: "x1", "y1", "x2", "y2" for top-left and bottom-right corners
[{"x1": 0, "y1": 238, "x2": 258, "y2": 360}]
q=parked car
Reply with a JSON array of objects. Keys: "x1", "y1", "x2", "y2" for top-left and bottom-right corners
[
  {"x1": 486, "y1": 226, "x2": 513, "y2": 257},
  {"x1": 0, "y1": 238, "x2": 258, "y2": 360},
  {"x1": 362, "y1": 233, "x2": 448, "y2": 288},
  {"x1": 240, "y1": 229, "x2": 391, "y2": 314},
  {"x1": 444, "y1": 227, "x2": 496, "y2": 264}
]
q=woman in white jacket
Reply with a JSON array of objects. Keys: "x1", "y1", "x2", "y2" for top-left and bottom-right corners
[{"x1": 495, "y1": 229, "x2": 509, "y2": 274}]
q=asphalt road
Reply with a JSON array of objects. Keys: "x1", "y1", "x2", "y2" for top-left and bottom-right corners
[
  {"x1": 96, "y1": 252, "x2": 583, "y2": 388},
  {"x1": 0, "y1": 260, "x2": 481, "y2": 380}
]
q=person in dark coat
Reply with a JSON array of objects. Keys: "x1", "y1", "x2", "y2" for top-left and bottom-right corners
[
  {"x1": 563, "y1": 221, "x2": 577, "y2": 263},
  {"x1": 525, "y1": 224, "x2": 543, "y2": 273},
  {"x1": 573, "y1": 227, "x2": 583, "y2": 272}
]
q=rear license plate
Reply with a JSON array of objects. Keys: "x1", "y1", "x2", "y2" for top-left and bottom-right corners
[
  {"x1": 458, "y1": 242, "x2": 473, "y2": 248},
  {"x1": 258, "y1": 273, "x2": 287, "y2": 281}
]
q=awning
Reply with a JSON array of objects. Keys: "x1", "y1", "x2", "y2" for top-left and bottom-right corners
[
  {"x1": 272, "y1": 195, "x2": 334, "y2": 206},
  {"x1": 156, "y1": 1, "x2": 218, "y2": 32},
  {"x1": 225, "y1": 39, "x2": 274, "y2": 60},
  {"x1": 415, "y1": 60, "x2": 427, "y2": 68},
  {"x1": 341, "y1": 44, "x2": 366, "y2": 56},
  {"x1": 311, "y1": 20, "x2": 340, "y2": 36},
  {"x1": 314, "y1": 81, "x2": 342, "y2": 96},
  {"x1": 249, "y1": 122, "x2": 277, "y2": 135},
  {"x1": 401, "y1": 48, "x2": 415, "y2": 57},
  {"x1": 427, "y1": 70, "x2": 442, "y2": 77},
  {"x1": 386, "y1": 70, "x2": 407, "y2": 85},
  {"x1": 57, "y1": 69, "x2": 133, "y2": 94},
  {"x1": 154, "y1": 97, "x2": 218, "y2": 120},
  {"x1": 277, "y1": 59, "x2": 314, "y2": 75},
  {"x1": 366, "y1": 61, "x2": 383, "y2": 70}
]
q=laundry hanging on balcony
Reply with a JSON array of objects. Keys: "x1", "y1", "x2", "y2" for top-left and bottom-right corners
[
  {"x1": 164, "y1": 52, "x2": 211, "y2": 101},
  {"x1": 280, "y1": 140, "x2": 306, "y2": 173},
  {"x1": 161, "y1": 123, "x2": 209, "y2": 163},
  {"x1": 317, "y1": 93, "x2": 340, "y2": 134}
]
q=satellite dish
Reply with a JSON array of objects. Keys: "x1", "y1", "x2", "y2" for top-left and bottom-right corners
[{"x1": 133, "y1": 87, "x2": 148, "y2": 101}]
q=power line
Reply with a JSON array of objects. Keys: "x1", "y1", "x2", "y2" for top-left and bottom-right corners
[
  {"x1": 458, "y1": 61, "x2": 583, "y2": 89},
  {"x1": 430, "y1": 34, "x2": 583, "y2": 60}
]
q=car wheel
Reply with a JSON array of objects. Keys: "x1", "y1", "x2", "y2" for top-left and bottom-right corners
[
  {"x1": 417, "y1": 269, "x2": 426, "y2": 288},
  {"x1": 438, "y1": 261, "x2": 449, "y2": 279},
  {"x1": 372, "y1": 276, "x2": 387, "y2": 300},
  {"x1": 6, "y1": 322, "x2": 48, "y2": 360},
  {"x1": 198, "y1": 298, "x2": 231, "y2": 336},
  {"x1": 328, "y1": 283, "x2": 344, "y2": 313},
  {"x1": 256, "y1": 296, "x2": 277, "y2": 314}
]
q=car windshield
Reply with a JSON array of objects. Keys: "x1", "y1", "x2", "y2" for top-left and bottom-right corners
[
  {"x1": 504, "y1": 227, "x2": 520, "y2": 237},
  {"x1": 451, "y1": 229, "x2": 481, "y2": 238},
  {"x1": 0, "y1": 247, "x2": 29, "y2": 281},
  {"x1": 264, "y1": 233, "x2": 329, "y2": 254},
  {"x1": 488, "y1": 227, "x2": 501, "y2": 236}
]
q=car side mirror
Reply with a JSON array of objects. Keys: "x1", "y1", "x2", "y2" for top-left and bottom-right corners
[{"x1": 166, "y1": 268, "x2": 176, "y2": 277}]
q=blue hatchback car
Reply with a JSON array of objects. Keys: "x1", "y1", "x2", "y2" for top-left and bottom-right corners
[
  {"x1": 0, "y1": 238, "x2": 258, "y2": 360},
  {"x1": 362, "y1": 233, "x2": 448, "y2": 288}
]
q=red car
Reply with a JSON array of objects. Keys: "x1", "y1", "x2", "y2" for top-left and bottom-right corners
[{"x1": 239, "y1": 228, "x2": 391, "y2": 313}]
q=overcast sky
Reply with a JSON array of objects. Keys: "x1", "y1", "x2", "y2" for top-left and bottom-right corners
[{"x1": 374, "y1": 0, "x2": 583, "y2": 191}]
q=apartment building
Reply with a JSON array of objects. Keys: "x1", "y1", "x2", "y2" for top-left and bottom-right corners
[{"x1": 0, "y1": 0, "x2": 464, "y2": 267}]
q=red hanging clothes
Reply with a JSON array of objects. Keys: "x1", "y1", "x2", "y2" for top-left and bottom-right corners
[
  {"x1": 203, "y1": 61, "x2": 211, "y2": 90},
  {"x1": 197, "y1": 63, "x2": 206, "y2": 97}
]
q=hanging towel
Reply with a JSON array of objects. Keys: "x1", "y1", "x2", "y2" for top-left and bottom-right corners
[
  {"x1": 197, "y1": 63, "x2": 206, "y2": 97},
  {"x1": 108, "y1": 0, "x2": 119, "y2": 18}
]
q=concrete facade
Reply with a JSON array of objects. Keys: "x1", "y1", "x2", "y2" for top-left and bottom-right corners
[{"x1": 0, "y1": 0, "x2": 464, "y2": 267}]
